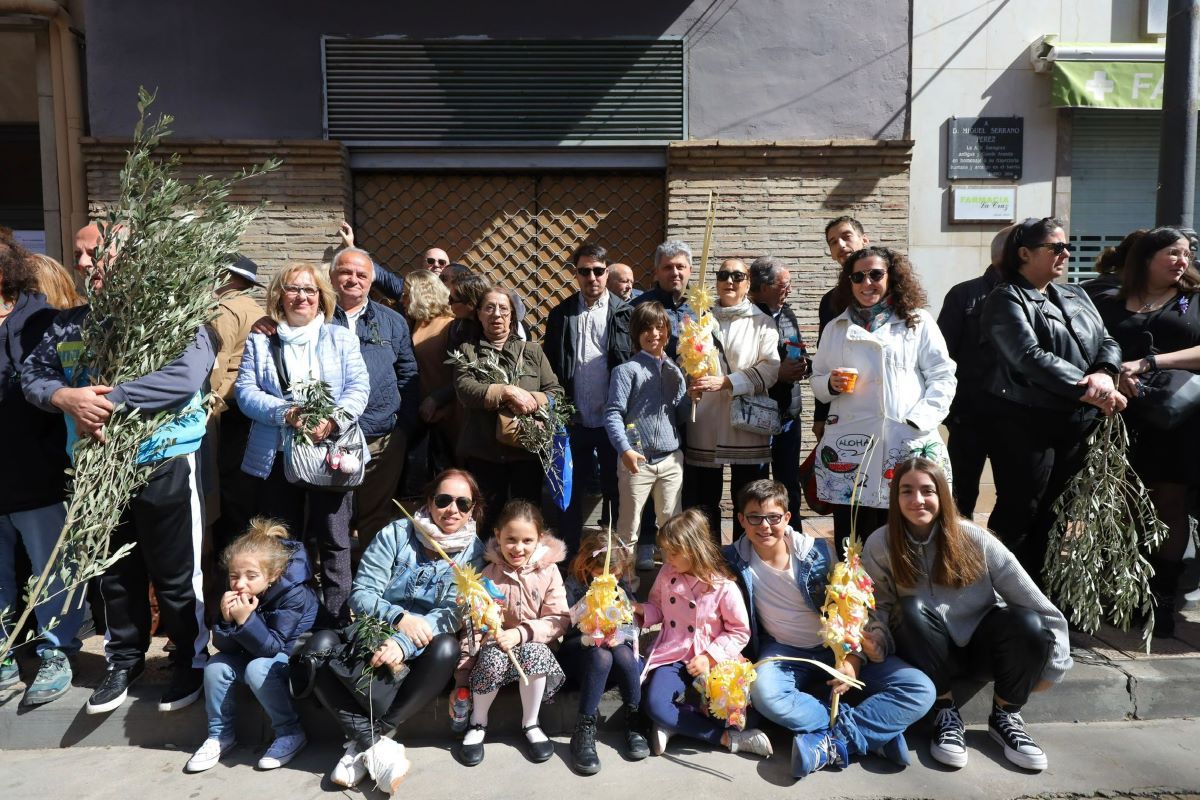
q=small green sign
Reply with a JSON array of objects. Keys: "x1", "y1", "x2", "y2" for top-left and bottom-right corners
[{"x1": 1052, "y1": 61, "x2": 1166, "y2": 109}]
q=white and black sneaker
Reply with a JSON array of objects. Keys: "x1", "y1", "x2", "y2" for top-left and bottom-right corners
[
  {"x1": 929, "y1": 704, "x2": 968, "y2": 768},
  {"x1": 988, "y1": 706, "x2": 1047, "y2": 771},
  {"x1": 86, "y1": 661, "x2": 145, "y2": 715},
  {"x1": 159, "y1": 667, "x2": 204, "y2": 711}
]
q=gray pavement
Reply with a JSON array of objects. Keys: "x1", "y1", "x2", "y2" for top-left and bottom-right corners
[{"x1": 5, "y1": 718, "x2": 1200, "y2": 800}]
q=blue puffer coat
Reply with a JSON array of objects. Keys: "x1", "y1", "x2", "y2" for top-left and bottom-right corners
[{"x1": 213, "y1": 539, "x2": 319, "y2": 659}]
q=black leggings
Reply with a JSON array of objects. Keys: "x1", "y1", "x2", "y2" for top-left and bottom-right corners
[
  {"x1": 831, "y1": 504, "x2": 888, "y2": 557},
  {"x1": 892, "y1": 596, "x2": 1053, "y2": 707},
  {"x1": 303, "y1": 629, "x2": 459, "y2": 749}
]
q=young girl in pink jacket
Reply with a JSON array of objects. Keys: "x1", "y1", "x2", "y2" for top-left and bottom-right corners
[
  {"x1": 636, "y1": 508, "x2": 772, "y2": 758},
  {"x1": 457, "y1": 500, "x2": 570, "y2": 767}
]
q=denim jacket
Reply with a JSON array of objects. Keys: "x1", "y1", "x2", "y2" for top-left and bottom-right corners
[
  {"x1": 723, "y1": 528, "x2": 832, "y2": 660},
  {"x1": 350, "y1": 517, "x2": 485, "y2": 659}
]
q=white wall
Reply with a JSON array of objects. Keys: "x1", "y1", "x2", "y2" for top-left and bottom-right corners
[{"x1": 909, "y1": 0, "x2": 1147, "y2": 313}]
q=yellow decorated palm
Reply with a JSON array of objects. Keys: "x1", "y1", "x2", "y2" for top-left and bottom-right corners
[
  {"x1": 577, "y1": 524, "x2": 635, "y2": 646},
  {"x1": 696, "y1": 656, "x2": 864, "y2": 731}
]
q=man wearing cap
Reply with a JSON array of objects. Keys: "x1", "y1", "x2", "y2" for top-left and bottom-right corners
[{"x1": 208, "y1": 255, "x2": 264, "y2": 551}]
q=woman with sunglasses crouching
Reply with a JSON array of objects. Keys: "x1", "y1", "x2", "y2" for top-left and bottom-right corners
[
  {"x1": 980, "y1": 217, "x2": 1125, "y2": 582},
  {"x1": 811, "y1": 247, "x2": 956, "y2": 553},
  {"x1": 291, "y1": 468, "x2": 486, "y2": 795}
]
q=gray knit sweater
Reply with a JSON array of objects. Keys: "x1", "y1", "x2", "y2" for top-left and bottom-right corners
[{"x1": 861, "y1": 520, "x2": 1072, "y2": 685}]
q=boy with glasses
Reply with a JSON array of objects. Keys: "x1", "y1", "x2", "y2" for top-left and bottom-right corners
[{"x1": 722, "y1": 480, "x2": 934, "y2": 779}]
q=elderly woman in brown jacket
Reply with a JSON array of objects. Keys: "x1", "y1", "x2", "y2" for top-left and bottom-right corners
[{"x1": 453, "y1": 285, "x2": 562, "y2": 533}]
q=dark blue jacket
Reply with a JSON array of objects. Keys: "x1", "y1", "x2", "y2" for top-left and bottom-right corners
[
  {"x1": 213, "y1": 539, "x2": 318, "y2": 659},
  {"x1": 543, "y1": 291, "x2": 633, "y2": 410},
  {"x1": 332, "y1": 300, "x2": 418, "y2": 437},
  {"x1": 722, "y1": 530, "x2": 832, "y2": 660},
  {"x1": 2, "y1": 292, "x2": 68, "y2": 514}
]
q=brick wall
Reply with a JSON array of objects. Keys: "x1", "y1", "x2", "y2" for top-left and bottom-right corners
[
  {"x1": 81, "y1": 138, "x2": 351, "y2": 286},
  {"x1": 666, "y1": 138, "x2": 913, "y2": 434}
]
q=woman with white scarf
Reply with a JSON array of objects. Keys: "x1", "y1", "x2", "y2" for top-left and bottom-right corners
[
  {"x1": 236, "y1": 262, "x2": 370, "y2": 625},
  {"x1": 292, "y1": 468, "x2": 487, "y2": 795},
  {"x1": 685, "y1": 258, "x2": 781, "y2": 540}
]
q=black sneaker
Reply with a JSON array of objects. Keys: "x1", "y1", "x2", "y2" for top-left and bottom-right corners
[
  {"x1": 159, "y1": 667, "x2": 203, "y2": 711},
  {"x1": 988, "y1": 706, "x2": 1047, "y2": 771},
  {"x1": 86, "y1": 661, "x2": 145, "y2": 715},
  {"x1": 929, "y1": 704, "x2": 968, "y2": 768}
]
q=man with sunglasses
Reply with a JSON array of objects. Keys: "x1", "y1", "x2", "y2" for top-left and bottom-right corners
[
  {"x1": 814, "y1": 217, "x2": 871, "y2": 440},
  {"x1": 544, "y1": 243, "x2": 633, "y2": 556},
  {"x1": 421, "y1": 247, "x2": 451, "y2": 276},
  {"x1": 935, "y1": 224, "x2": 1012, "y2": 516}
]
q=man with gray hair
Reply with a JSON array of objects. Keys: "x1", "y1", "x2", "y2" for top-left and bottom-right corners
[
  {"x1": 632, "y1": 240, "x2": 695, "y2": 360},
  {"x1": 934, "y1": 224, "x2": 1012, "y2": 516},
  {"x1": 329, "y1": 246, "x2": 418, "y2": 546},
  {"x1": 749, "y1": 256, "x2": 809, "y2": 520}
]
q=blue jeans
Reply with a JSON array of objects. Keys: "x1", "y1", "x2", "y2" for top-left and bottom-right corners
[
  {"x1": 749, "y1": 640, "x2": 935, "y2": 755},
  {"x1": 644, "y1": 662, "x2": 725, "y2": 746},
  {"x1": 0, "y1": 503, "x2": 84, "y2": 656},
  {"x1": 204, "y1": 651, "x2": 300, "y2": 740}
]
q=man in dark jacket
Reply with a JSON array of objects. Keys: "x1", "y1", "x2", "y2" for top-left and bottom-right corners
[
  {"x1": 544, "y1": 243, "x2": 633, "y2": 555},
  {"x1": 749, "y1": 257, "x2": 810, "y2": 520},
  {"x1": 632, "y1": 240, "x2": 695, "y2": 360},
  {"x1": 814, "y1": 216, "x2": 871, "y2": 440},
  {"x1": 935, "y1": 225, "x2": 1010, "y2": 516},
  {"x1": 330, "y1": 247, "x2": 419, "y2": 548}
]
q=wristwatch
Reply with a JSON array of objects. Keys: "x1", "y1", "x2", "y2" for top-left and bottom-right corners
[{"x1": 1145, "y1": 354, "x2": 1158, "y2": 372}]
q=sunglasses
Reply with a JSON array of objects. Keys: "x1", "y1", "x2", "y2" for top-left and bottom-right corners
[
  {"x1": 426, "y1": 257, "x2": 450, "y2": 266},
  {"x1": 849, "y1": 269, "x2": 887, "y2": 284},
  {"x1": 577, "y1": 266, "x2": 607, "y2": 278},
  {"x1": 433, "y1": 493, "x2": 474, "y2": 513},
  {"x1": 1032, "y1": 241, "x2": 1071, "y2": 255},
  {"x1": 744, "y1": 513, "x2": 784, "y2": 526},
  {"x1": 716, "y1": 270, "x2": 747, "y2": 283}
]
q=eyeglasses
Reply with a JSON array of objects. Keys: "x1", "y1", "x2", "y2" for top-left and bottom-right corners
[
  {"x1": 849, "y1": 269, "x2": 887, "y2": 284},
  {"x1": 1032, "y1": 241, "x2": 1071, "y2": 256},
  {"x1": 481, "y1": 304, "x2": 511, "y2": 317},
  {"x1": 744, "y1": 513, "x2": 784, "y2": 526},
  {"x1": 433, "y1": 493, "x2": 474, "y2": 513},
  {"x1": 283, "y1": 284, "x2": 319, "y2": 297},
  {"x1": 577, "y1": 266, "x2": 607, "y2": 278},
  {"x1": 716, "y1": 270, "x2": 747, "y2": 283},
  {"x1": 426, "y1": 257, "x2": 450, "y2": 266}
]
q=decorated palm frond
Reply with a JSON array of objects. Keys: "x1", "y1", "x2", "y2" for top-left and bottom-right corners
[
  {"x1": 576, "y1": 524, "x2": 634, "y2": 647},
  {"x1": 677, "y1": 191, "x2": 719, "y2": 422}
]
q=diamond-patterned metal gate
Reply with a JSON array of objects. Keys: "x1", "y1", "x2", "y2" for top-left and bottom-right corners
[{"x1": 353, "y1": 172, "x2": 665, "y2": 337}]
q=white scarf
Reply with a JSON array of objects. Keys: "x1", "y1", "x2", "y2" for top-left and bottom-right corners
[
  {"x1": 713, "y1": 297, "x2": 755, "y2": 322},
  {"x1": 413, "y1": 507, "x2": 478, "y2": 555},
  {"x1": 276, "y1": 317, "x2": 324, "y2": 384}
]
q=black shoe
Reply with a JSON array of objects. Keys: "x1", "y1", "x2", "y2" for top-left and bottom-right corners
[
  {"x1": 988, "y1": 706, "x2": 1047, "y2": 771},
  {"x1": 1150, "y1": 559, "x2": 1182, "y2": 639},
  {"x1": 570, "y1": 714, "x2": 601, "y2": 775},
  {"x1": 522, "y1": 724, "x2": 555, "y2": 763},
  {"x1": 86, "y1": 661, "x2": 145, "y2": 715},
  {"x1": 623, "y1": 704, "x2": 650, "y2": 760},
  {"x1": 159, "y1": 667, "x2": 203, "y2": 711},
  {"x1": 459, "y1": 724, "x2": 486, "y2": 767}
]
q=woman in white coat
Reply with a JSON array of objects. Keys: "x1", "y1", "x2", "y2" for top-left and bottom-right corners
[
  {"x1": 686, "y1": 258, "x2": 781, "y2": 540},
  {"x1": 811, "y1": 247, "x2": 956, "y2": 553}
]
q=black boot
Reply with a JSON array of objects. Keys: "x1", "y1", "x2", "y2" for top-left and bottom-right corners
[
  {"x1": 623, "y1": 704, "x2": 650, "y2": 760},
  {"x1": 570, "y1": 713, "x2": 600, "y2": 775},
  {"x1": 1150, "y1": 560, "x2": 1183, "y2": 639}
]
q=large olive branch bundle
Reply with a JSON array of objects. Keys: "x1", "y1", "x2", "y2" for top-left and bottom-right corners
[
  {"x1": 1045, "y1": 413, "x2": 1168, "y2": 651},
  {"x1": 0, "y1": 88, "x2": 278, "y2": 661}
]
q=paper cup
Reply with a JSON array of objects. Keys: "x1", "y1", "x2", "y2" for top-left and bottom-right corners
[{"x1": 833, "y1": 367, "x2": 859, "y2": 394}]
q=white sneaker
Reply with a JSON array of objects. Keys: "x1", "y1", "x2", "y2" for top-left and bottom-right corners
[
  {"x1": 930, "y1": 705, "x2": 968, "y2": 769},
  {"x1": 728, "y1": 727, "x2": 773, "y2": 757},
  {"x1": 650, "y1": 724, "x2": 672, "y2": 756},
  {"x1": 364, "y1": 737, "x2": 411, "y2": 795},
  {"x1": 257, "y1": 732, "x2": 307, "y2": 769},
  {"x1": 185, "y1": 736, "x2": 235, "y2": 773},
  {"x1": 636, "y1": 545, "x2": 656, "y2": 571},
  {"x1": 330, "y1": 741, "x2": 368, "y2": 788}
]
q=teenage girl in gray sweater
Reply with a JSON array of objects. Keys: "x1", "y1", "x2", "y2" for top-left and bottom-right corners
[{"x1": 860, "y1": 457, "x2": 1070, "y2": 774}]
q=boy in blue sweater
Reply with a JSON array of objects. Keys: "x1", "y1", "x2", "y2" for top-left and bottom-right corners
[{"x1": 604, "y1": 302, "x2": 688, "y2": 569}]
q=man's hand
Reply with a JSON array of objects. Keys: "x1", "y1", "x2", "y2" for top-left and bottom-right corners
[
  {"x1": 251, "y1": 315, "x2": 278, "y2": 336},
  {"x1": 52, "y1": 385, "x2": 114, "y2": 441},
  {"x1": 778, "y1": 357, "x2": 810, "y2": 382},
  {"x1": 621, "y1": 449, "x2": 646, "y2": 474},
  {"x1": 394, "y1": 613, "x2": 434, "y2": 649}
]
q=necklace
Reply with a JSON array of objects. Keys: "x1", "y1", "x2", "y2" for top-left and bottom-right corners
[{"x1": 1136, "y1": 289, "x2": 1176, "y2": 313}]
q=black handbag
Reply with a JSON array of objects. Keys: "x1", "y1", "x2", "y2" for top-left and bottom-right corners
[
  {"x1": 290, "y1": 624, "x2": 409, "y2": 717},
  {"x1": 1131, "y1": 367, "x2": 1200, "y2": 430}
]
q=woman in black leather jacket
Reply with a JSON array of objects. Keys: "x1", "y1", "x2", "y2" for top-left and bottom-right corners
[{"x1": 980, "y1": 217, "x2": 1126, "y2": 582}]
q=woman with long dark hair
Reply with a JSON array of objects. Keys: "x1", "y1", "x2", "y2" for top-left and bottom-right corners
[
  {"x1": 1096, "y1": 226, "x2": 1200, "y2": 636},
  {"x1": 980, "y1": 217, "x2": 1126, "y2": 581},
  {"x1": 861, "y1": 458, "x2": 1070, "y2": 772}
]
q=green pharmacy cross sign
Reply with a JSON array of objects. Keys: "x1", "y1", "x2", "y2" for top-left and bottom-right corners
[{"x1": 1052, "y1": 61, "x2": 1167, "y2": 109}]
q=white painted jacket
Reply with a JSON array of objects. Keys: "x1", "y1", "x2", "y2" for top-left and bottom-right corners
[{"x1": 811, "y1": 308, "x2": 957, "y2": 508}]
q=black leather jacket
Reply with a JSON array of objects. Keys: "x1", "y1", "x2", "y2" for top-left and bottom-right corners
[
  {"x1": 937, "y1": 265, "x2": 1001, "y2": 420},
  {"x1": 981, "y1": 276, "x2": 1122, "y2": 411}
]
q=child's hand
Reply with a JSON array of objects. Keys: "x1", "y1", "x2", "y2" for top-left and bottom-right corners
[
  {"x1": 861, "y1": 631, "x2": 885, "y2": 663},
  {"x1": 219, "y1": 591, "x2": 239, "y2": 623},
  {"x1": 229, "y1": 592, "x2": 258, "y2": 626},
  {"x1": 494, "y1": 628, "x2": 522, "y2": 653},
  {"x1": 632, "y1": 602, "x2": 645, "y2": 618},
  {"x1": 621, "y1": 449, "x2": 645, "y2": 474},
  {"x1": 685, "y1": 653, "x2": 715, "y2": 677},
  {"x1": 827, "y1": 654, "x2": 862, "y2": 697}
]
